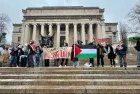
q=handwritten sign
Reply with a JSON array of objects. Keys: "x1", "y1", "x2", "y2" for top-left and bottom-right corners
[{"x1": 43, "y1": 47, "x2": 72, "y2": 59}]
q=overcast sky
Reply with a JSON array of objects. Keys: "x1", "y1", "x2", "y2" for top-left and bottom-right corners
[{"x1": 0, "y1": 0, "x2": 139, "y2": 44}]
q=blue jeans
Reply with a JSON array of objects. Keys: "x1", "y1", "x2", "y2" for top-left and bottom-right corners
[
  {"x1": 118, "y1": 55, "x2": 127, "y2": 67},
  {"x1": 36, "y1": 54, "x2": 40, "y2": 66},
  {"x1": 10, "y1": 56, "x2": 17, "y2": 65},
  {"x1": 73, "y1": 61, "x2": 79, "y2": 67}
]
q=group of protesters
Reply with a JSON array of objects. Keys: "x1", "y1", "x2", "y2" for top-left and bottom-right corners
[
  {"x1": 71, "y1": 40, "x2": 128, "y2": 69},
  {"x1": 0, "y1": 40, "x2": 43, "y2": 67},
  {"x1": 0, "y1": 38, "x2": 140, "y2": 68}
]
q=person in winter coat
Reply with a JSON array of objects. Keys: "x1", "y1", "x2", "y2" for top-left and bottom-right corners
[
  {"x1": 88, "y1": 41, "x2": 96, "y2": 67},
  {"x1": 9, "y1": 47, "x2": 18, "y2": 67},
  {"x1": 28, "y1": 40, "x2": 36, "y2": 67},
  {"x1": 116, "y1": 41, "x2": 127, "y2": 69},
  {"x1": 134, "y1": 39, "x2": 140, "y2": 67},
  {"x1": 17, "y1": 45, "x2": 24, "y2": 67},
  {"x1": 59, "y1": 42, "x2": 69, "y2": 67},
  {"x1": 71, "y1": 41, "x2": 79, "y2": 67},
  {"x1": 36, "y1": 45, "x2": 43, "y2": 67},
  {"x1": 105, "y1": 43, "x2": 116, "y2": 67},
  {"x1": 2, "y1": 47, "x2": 9, "y2": 67},
  {"x1": 97, "y1": 43, "x2": 106, "y2": 67}
]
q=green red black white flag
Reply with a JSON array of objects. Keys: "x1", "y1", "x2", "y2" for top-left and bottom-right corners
[{"x1": 74, "y1": 44, "x2": 97, "y2": 58}]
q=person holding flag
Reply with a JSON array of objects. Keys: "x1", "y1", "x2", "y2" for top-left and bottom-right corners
[
  {"x1": 88, "y1": 40, "x2": 96, "y2": 67},
  {"x1": 27, "y1": 40, "x2": 36, "y2": 67},
  {"x1": 71, "y1": 41, "x2": 79, "y2": 67}
]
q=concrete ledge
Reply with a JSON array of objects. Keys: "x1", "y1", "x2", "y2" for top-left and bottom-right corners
[
  {"x1": 0, "y1": 85, "x2": 140, "y2": 93},
  {"x1": 0, "y1": 74, "x2": 140, "y2": 79},
  {"x1": 0, "y1": 79, "x2": 140, "y2": 86},
  {"x1": 85, "y1": 86, "x2": 140, "y2": 94},
  {"x1": 0, "y1": 70, "x2": 140, "y2": 74}
]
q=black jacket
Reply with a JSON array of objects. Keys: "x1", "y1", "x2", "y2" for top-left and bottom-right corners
[
  {"x1": 28, "y1": 44, "x2": 35, "y2": 55},
  {"x1": 10, "y1": 47, "x2": 18, "y2": 56},
  {"x1": 18, "y1": 48, "x2": 24, "y2": 56},
  {"x1": 135, "y1": 40, "x2": 140, "y2": 51}
]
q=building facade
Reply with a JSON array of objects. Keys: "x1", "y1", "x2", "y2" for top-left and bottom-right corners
[{"x1": 12, "y1": 6, "x2": 118, "y2": 46}]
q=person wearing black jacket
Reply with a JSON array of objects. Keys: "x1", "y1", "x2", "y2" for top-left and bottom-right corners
[
  {"x1": 88, "y1": 42, "x2": 96, "y2": 67},
  {"x1": 28, "y1": 40, "x2": 36, "y2": 67},
  {"x1": 17, "y1": 45, "x2": 24, "y2": 67},
  {"x1": 134, "y1": 39, "x2": 140, "y2": 67},
  {"x1": 9, "y1": 47, "x2": 18, "y2": 67},
  {"x1": 97, "y1": 43, "x2": 106, "y2": 67},
  {"x1": 105, "y1": 43, "x2": 116, "y2": 67}
]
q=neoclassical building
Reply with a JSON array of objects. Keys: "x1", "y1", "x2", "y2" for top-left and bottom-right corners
[{"x1": 12, "y1": 6, "x2": 118, "y2": 47}]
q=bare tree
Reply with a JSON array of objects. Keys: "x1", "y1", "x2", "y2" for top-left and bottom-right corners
[
  {"x1": 119, "y1": 22, "x2": 128, "y2": 45},
  {"x1": 0, "y1": 13, "x2": 10, "y2": 42},
  {"x1": 0, "y1": 13, "x2": 10, "y2": 33},
  {"x1": 127, "y1": 1, "x2": 140, "y2": 35}
]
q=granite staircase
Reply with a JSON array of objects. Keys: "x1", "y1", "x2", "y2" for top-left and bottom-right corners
[{"x1": 0, "y1": 66, "x2": 140, "y2": 94}]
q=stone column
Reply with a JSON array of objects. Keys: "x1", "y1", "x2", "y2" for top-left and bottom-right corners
[
  {"x1": 89, "y1": 23, "x2": 93, "y2": 43},
  {"x1": 21, "y1": 24, "x2": 25, "y2": 45},
  {"x1": 65, "y1": 24, "x2": 69, "y2": 44},
  {"x1": 57, "y1": 23, "x2": 60, "y2": 47},
  {"x1": 74, "y1": 23, "x2": 77, "y2": 43},
  {"x1": 49, "y1": 24, "x2": 53, "y2": 36},
  {"x1": 32, "y1": 24, "x2": 37, "y2": 43},
  {"x1": 41, "y1": 24, "x2": 45, "y2": 36},
  {"x1": 25, "y1": 24, "x2": 29, "y2": 44},
  {"x1": 81, "y1": 23, "x2": 85, "y2": 44},
  {"x1": 96, "y1": 23, "x2": 101, "y2": 39},
  {"x1": 101, "y1": 24, "x2": 106, "y2": 38}
]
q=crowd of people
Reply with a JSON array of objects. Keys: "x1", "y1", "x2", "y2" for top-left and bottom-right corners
[
  {"x1": 0, "y1": 39, "x2": 140, "y2": 68},
  {"x1": 71, "y1": 40, "x2": 128, "y2": 69},
  {"x1": 0, "y1": 40, "x2": 42, "y2": 67}
]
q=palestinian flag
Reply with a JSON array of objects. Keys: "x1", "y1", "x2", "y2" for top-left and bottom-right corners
[
  {"x1": 30, "y1": 44, "x2": 36, "y2": 51},
  {"x1": 74, "y1": 44, "x2": 97, "y2": 58}
]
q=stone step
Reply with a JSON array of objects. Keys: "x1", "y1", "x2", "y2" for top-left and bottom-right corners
[
  {"x1": 0, "y1": 85, "x2": 140, "y2": 94},
  {"x1": 1, "y1": 70, "x2": 140, "y2": 74},
  {"x1": 0, "y1": 79, "x2": 140, "y2": 86},
  {"x1": 0, "y1": 74, "x2": 140, "y2": 79},
  {"x1": 0, "y1": 66, "x2": 139, "y2": 71}
]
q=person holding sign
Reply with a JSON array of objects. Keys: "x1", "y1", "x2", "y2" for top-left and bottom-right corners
[{"x1": 59, "y1": 42, "x2": 69, "y2": 68}]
